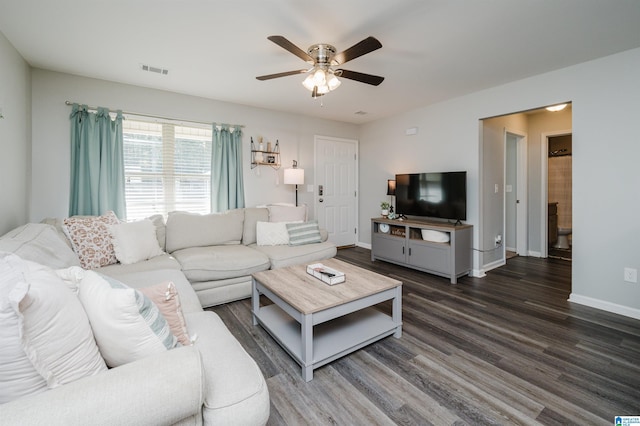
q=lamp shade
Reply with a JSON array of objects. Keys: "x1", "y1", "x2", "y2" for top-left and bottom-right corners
[
  {"x1": 284, "y1": 168, "x2": 304, "y2": 185},
  {"x1": 387, "y1": 179, "x2": 396, "y2": 196}
]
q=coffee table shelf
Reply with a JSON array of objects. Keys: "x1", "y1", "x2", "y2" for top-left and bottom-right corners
[{"x1": 257, "y1": 303, "x2": 398, "y2": 369}]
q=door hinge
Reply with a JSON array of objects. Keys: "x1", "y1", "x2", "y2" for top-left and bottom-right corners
[
  {"x1": 354, "y1": 153, "x2": 357, "y2": 160},
  {"x1": 354, "y1": 190, "x2": 357, "y2": 197},
  {"x1": 354, "y1": 228, "x2": 357, "y2": 234}
]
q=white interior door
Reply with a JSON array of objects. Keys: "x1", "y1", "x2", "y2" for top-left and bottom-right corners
[{"x1": 314, "y1": 136, "x2": 358, "y2": 247}]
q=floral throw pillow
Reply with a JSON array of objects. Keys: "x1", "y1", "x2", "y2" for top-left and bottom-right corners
[{"x1": 63, "y1": 211, "x2": 120, "y2": 269}]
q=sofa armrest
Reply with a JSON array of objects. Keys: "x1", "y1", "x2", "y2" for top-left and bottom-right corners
[
  {"x1": 320, "y1": 228, "x2": 329, "y2": 242},
  {"x1": 0, "y1": 346, "x2": 205, "y2": 426}
]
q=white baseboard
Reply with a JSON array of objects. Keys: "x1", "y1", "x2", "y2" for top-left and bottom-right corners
[
  {"x1": 356, "y1": 242, "x2": 371, "y2": 250},
  {"x1": 528, "y1": 250, "x2": 542, "y2": 258},
  {"x1": 471, "y1": 269, "x2": 486, "y2": 278},
  {"x1": 481, "y1": 259, "x2": 505, "y2": 276},
  {"x1": 569, "y1": 293, "x2": 640, "y2": 320}
]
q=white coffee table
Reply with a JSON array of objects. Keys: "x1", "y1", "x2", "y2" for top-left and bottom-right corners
[{"x1": 251, "y1": 258, "x2": 402, "y2": 381}]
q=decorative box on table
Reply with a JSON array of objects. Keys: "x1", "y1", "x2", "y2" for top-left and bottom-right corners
[{"x1": 306, "y1": 263, "x2": 346, "y2": 285}]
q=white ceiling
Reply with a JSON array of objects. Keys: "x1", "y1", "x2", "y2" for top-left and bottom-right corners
[{"x1": 1, "y1": 0, "x2": 640, "y2": 124}]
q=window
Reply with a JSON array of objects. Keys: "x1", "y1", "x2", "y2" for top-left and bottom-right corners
[{"x1": 123, "y1": 119, "x2": 212, "y2": 221}]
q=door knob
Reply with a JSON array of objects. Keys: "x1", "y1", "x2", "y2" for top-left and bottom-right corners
[{"x1": 319, "y1": 198, "x2": 324, "y2": 203}]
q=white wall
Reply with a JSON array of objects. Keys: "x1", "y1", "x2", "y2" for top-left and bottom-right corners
[
  {"x1": 359, "y1": 47, "x2": 640, "y2": 316},
  {"x1": 526, "y1": 108, "x2": 572, "y2": 253},
  {"x1": 0, "y1": 31, "x2": 31, "y2": 235},
  {"x1": 30, "y1": 69, "x2": 358, "y2": 221}
]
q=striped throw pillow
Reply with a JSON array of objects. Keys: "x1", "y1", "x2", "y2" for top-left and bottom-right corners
[
  {"x1": 75, "y1": 269, "x2": 178, "y2": 367},
  {"x1": 286, "y1": 220, "x2": 322, "y2": 246}
]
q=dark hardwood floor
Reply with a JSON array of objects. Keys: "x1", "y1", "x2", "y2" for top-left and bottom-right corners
[{"x1": 208, "y1": 247, "x2": 640, "y2": 425}]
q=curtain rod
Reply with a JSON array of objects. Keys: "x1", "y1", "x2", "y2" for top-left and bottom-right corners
[{"x1": 64, "y1": 101, "x2": 244, "y2": 128}]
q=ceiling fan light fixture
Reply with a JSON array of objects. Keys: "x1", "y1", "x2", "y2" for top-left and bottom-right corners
[
  {"x1": 302, "y1": 67, "x2": 340, "y2": 95},
  {"x1": 302, "y1": 74, "x2": 316, "y2": 91},
  {"x1": 327, "y1": 73, "x2": 341, "y2": 90},
  {"x1": 317, "y1": 85, "x2": 330, "y2": 95},
  {"x1": 312, "y1": 68, "x2": 326, "y2": 85}
]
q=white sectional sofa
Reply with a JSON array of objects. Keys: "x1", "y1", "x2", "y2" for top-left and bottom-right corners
[
  {"x1": 0, "y1": 206, "x2": 337, "y2": 425},
  {"x1": 48, "y1": 205, "x2": 336, "y2": 308}
]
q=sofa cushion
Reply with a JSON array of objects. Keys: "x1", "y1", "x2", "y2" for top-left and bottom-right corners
[
  {"x1": 0, "y1": 253, "x2": 107, "y2": 404},
  {"x1": 0, "y1": 223, "x2": 80, "y2": 270},
  {"x1": 109, "y1": 219, "x2": 164, "y2": 265},
  {"x1": 165, "y1": 210, "x2": 244, "y2": 253},
  {"x1": 186, "y1": 311, "x2": 270, "y2": 425},
  {"x1": 96, "y1": 253, "x2": 180, "y2": 277},
  {"x1": 241, "y1": 207, "x2": 269, "y2": 245},
  {"x1": 251, "y1": 241, "x2": 337, "y2": 269},
  {"x1": 63, "y1": 211, "x2": 120, "y2": 269},
  {"x1": 172, "y1": 245, "x2": 270, "y2": 282},
  {"x1": 147, "y1": 214, "x2": 166, "y2": 251},
  {"x1": 267, "y1": 204, "x2": 307, "y2": 222},
  {"x1": 70, "y1": 269, "x2": 178, "y2": 367}
]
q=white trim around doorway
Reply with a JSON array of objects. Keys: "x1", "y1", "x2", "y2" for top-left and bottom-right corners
[{"x1": 540, "y1": 129, "x2": 572, "y2": 258}]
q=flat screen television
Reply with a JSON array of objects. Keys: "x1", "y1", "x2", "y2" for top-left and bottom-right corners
[{"x1": 395, "y1": 171, "x2": 467, "y2": 222}]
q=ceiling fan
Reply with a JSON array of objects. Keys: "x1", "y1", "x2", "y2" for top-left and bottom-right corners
[{"x1": 256, "y1": 35, "x2": 384, "y2": 98}]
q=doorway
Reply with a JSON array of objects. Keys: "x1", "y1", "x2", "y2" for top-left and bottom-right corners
[
  {"x1": 480, "y1": 103, "x2": 572, "y2": 276},
  {"x1": 314, "y1": 135, "x2": 358, "y2": 247},
  {"x1": 504, "y1": 130, "x2": 527, "y2": 258},
  {"x1": 544, "y1": 133, "x2": 573, "y2": 260}
]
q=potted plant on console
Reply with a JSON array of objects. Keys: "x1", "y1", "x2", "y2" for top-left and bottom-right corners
[{"x1": 380, "y1": 201, "x2": 390, "y2": 217}]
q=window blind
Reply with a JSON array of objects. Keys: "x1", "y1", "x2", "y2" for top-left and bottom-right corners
[{"x1": 123, "y1": 120, "x2": 212, "y2": 221}]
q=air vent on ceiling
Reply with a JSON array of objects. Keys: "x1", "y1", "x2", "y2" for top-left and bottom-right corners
[{"x1": 140, "y1": 64, "x2": 169, "y2": 75}]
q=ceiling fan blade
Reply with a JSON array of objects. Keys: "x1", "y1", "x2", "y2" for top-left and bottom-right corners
[
  {"x1": 256, "y1": 69, "x2": 308, "y2": 81},
  {"x1": 332, "y1": 36, "x2": 382, "y2": 65},
  {"x1": 267, "y1": 35, "x2": 314, "y2": 63},
  {"x1": 336, "y1": 69, "x2": 385, "y2": 86}
]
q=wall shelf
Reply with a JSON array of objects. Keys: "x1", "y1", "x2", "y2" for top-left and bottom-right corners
[{"x1": 251, "y1": 138, "x2": 280, "y2": 170}]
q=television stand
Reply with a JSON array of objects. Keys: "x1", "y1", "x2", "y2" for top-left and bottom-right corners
[{"x1": 371, "y1": 217, "x2": 472, "y2": 284}]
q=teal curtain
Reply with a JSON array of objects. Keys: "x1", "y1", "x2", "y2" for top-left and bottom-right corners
[
  {"x1": 69, "y1": 104, "x2": 126, "y2": 218},
  {"x1": 211, "y1": 125, "x2": 245, "y2": 212}
]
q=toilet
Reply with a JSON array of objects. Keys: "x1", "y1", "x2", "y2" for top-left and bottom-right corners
[{"x1": 554, "y1": 227, "x2": 572, "y2": 249}]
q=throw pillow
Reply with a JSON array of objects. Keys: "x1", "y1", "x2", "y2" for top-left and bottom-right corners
[
  {"x1": 267, "y1": 205, "x2": 307, "y2": 223},
  {"x1": 74, "y1": 268, "x2": 178, "y2": 367},
  {"x1": 0, "y1": 252, "x2": 47, "y2": 404},
  {"x1": 139, "y1": 282, "x2": 191, "y2": 346},
  {"x1": 63, "y1": 211, "x2": 120, "y2": 269},
  {"x1": 256, "y1": 221, "x2": 290, "y2": 246},
  {"x1": 286, "y1": 220, "x2": 322, "y2": 246},
  {"x1": 0, "y1": 253, "x2": 107, "y2": 404},
  {"x1": 109, "y1": 219, "x2": 164, "y2": 265}
]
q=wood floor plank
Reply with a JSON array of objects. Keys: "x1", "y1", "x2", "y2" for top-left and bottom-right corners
[{"x1": 205, "y1": 247, "x2": 640, "y2": 425}]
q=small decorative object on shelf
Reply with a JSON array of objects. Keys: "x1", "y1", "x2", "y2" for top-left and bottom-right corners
[
  {"x1": 380, "y1": 201, "x2": 390, "y2": 217},
  {"x1": 256, "y1": 137, "x2": 264, "y2": 162},
  {"x1": 306, "y1": 263, "x2": 346, "y2": 285}
]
